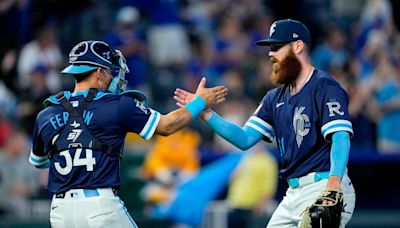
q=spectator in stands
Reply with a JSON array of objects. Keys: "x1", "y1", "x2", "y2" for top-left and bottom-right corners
[
  {"x1": 0, "y1": 45, "x2": 18, "y2": 93},
  {"x1": 0, "y1": 118, "x2": 13, "y2": 148},
  {"x1": 145, "y1": 0, "x2": 190, "y2": 67},
  {"x1": 347, "y1": 57, "x2": 378, "y2": 150},
  {"x1": 356, "y1": 0, "x2": 394, "y2": 53},
  {"x1": 227, "y1": 144, "x2": 278, "y2": 228},
  {"x1": 311, "y1": 24, "x2": 349, "y2": 73},
  {"x1": 0, "y1": 0, "x2": 32, "y2": 72},
  {"x1": 367, "y1": 50, "x2": 400, "y2": 153},
  {"x1": 17, "y1": 26, "x2": 63, "y2": 93},
  {"x1": 0, "y1": 125, "x2": 40, "y2": 220},
  {"x1": 184, "y1": 36, "x2": 218, "y2": 91},
  {"x1": 212, "y1": 11, "x2": 247, "y2": 80},
  {"x1": 357, "y1": 29, "x2": 389, "y2": 80},
  {"x1": 245, "y1": 9, "x2": 274, "y2": 57},
  {"x1": 140, "y1": 129, "x2": 201, "y2": 213},
  {"x1": 0, "y1": 80, "x2": 18, "y2": 121},
  {"x1": 105, "y1": 6, "x2": 149, "y2": 90},
  {"x1": 17, "y1": 64, "x2": 52, "y2": 135}
]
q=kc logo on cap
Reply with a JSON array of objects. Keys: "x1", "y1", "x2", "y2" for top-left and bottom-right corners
[{"x1": 270, "y1": 23, "x2": 277, "y2": 36}]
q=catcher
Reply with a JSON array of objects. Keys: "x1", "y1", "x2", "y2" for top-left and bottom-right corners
[
  {"x1": 174, "y1": 19, "x2": 356, "y2": 227},
  {"x1": 28, "y1": 40, "x2": 227, "y2": 227}
]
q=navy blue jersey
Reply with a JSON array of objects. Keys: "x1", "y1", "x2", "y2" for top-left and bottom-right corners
[
  {"x1": 29, "y1": 89, "x2": 160, "y2": 193},
  {"x1": 245, "y1": 69, "x2": 353, "y2": 179}
]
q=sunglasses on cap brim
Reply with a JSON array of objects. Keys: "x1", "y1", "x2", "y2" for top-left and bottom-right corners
[{"x1": 269, "y1": 43, "x2": 291, "y2": 52}]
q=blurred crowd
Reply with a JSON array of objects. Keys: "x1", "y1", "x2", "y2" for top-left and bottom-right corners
[{"x1": 1, "y1": 0, "x2": 400, "y2": 225}]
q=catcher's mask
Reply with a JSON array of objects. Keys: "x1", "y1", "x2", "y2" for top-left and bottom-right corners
[{"x1": 61, "y1": 40, "x2": 130, "y2": 94}]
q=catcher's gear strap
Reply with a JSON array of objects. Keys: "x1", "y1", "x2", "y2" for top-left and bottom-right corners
[
  {"x1": 300, "y1": 190, "x2": 344, "y2": 228},
  {"x1": 206, "y1": 111, "x2": 264, "y2": 150},
  {"x1": 330, "y1": 131, "x2": 350, "y2": 177},
  {"x1": 43, "y1": 90, "x2": 113, "y2": 108},
  {"x1": 46, "y1": 88, "x2": 122, "y2": 159}
]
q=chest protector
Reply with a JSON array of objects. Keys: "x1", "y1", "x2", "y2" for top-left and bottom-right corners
[{"x1": 46, "y1": 88, "x2": 122, "y2": 159}]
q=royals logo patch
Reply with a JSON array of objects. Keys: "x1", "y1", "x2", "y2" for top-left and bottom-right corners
[{"x1": 293, "y1": 106, "x2": 310, "y2": 148}]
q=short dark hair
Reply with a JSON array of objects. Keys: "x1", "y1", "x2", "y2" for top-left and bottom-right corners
[{"x1": 74, "y1": 69, "x2": 96, "y2": 83}]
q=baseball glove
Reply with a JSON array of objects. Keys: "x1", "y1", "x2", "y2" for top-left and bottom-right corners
[{"x1": 300, "y1": 190, "x2": 344, "y2": 228}]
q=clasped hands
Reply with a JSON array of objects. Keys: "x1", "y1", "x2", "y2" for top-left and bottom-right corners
[{"x1": 175, "y1": 77, "x2": 225, "y2": 120}]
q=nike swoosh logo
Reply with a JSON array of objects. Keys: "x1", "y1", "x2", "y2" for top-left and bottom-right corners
[
  {"x1": 276, "y1": 102, "x2": 285, "y2": 108},
  {"x1": 51, "y1": 206, "x2": 58, "y2": 210}
]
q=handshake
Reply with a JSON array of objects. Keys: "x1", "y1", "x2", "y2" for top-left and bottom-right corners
[{"x1": 174, "y1": 77, "x2": 227, "y2": 120}]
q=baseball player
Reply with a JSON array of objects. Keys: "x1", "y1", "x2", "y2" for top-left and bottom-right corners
[
  {"x1": 28, "y1": 40, "x2": 227, "y2": 228},
  {"x1": 174, "y1": 19, "x2": 356, "y2": 227}
]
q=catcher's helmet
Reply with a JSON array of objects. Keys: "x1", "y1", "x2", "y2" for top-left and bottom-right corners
[
  {"x1": 61, "y1": 40, "x2": 130, "y2": 94},
  {"x1": 61, "y1": 40, "x2": 122, "y2": 74}
]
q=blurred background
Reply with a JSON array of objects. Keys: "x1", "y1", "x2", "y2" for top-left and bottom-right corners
[{"x1": 0, "y1": 0, "x2": 400, "y2": 227}]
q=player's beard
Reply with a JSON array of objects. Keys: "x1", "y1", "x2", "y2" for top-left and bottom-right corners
[{"x1": 270, "y1": 47, "x2": 302, "y2": 85}]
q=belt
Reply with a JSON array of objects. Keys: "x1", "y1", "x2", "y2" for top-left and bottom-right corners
[
  {"x1": 288, "y1": 171, "x2": 329, "y2": 188},
  {"x1": 54, "y1": 188, "x2": 118, "y2": 199}
]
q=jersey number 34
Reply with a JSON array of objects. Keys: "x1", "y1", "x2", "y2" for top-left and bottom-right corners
[{"x1": 55, "y1": 149, "x2": 96, "y2": 175}]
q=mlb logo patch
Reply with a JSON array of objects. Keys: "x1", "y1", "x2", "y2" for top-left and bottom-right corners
[{"x1": 71, "y1": 101, "x2": 79, "y2": 107}]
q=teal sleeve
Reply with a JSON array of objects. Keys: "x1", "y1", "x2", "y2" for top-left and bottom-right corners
[
  {"x1": 329, "y1": 131, "x2": 350, "y2": 177},
  {"x1": 36, "y1": 160, "x2": 50, "y2": 169},
  {"x1": 207, "y1": 112, "x2": 263, "y2": 150}
]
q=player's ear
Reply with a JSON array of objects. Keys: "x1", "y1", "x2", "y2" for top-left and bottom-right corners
[
  {"x1": 95, "y1": 68, "x2": 107, "y2": 86},
  {"x1": 293, "y1": 40, "x2": 305, "y2": 55}
]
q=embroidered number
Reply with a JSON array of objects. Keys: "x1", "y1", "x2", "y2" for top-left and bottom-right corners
[
  {"x1": 54, "y1": 148, "x2": 96, "y2": 175},
  {"x1": 55, "y1": 150, "x2": 72, "y2": 175}
]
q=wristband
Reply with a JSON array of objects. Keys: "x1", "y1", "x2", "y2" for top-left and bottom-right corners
[{"x1": 185, "y1": 96, "x2": 206, "y2": 118}]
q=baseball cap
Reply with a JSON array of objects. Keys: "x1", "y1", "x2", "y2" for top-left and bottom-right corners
[{"x1": 256, "y1": 19, "x2": 311, "y2": 46}]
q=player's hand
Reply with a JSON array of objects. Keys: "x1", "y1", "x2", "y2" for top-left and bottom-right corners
[
  {"x1": 194, "y1": 77, "x2": 227, "y2": 108},
  {"x1": 174, "y1": 88, "x2": 214, "y2": 121},
  {"x1": 174, "y1": 78, "x2": 225, "y2": 120},
  {"x1": 324, "y1": 176, "x2": 341, "y2": 205},
  {"x1": 174, "y1": 88, "x2": 195, "y2": 107}
]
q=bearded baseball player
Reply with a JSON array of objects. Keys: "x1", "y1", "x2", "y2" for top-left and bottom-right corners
[
  {"x1": 174, "y1": 19, "x2": 356, "y2": 227},
  {"x1": 28, "y1": 40, "x2": 227, "y2": 228}
]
